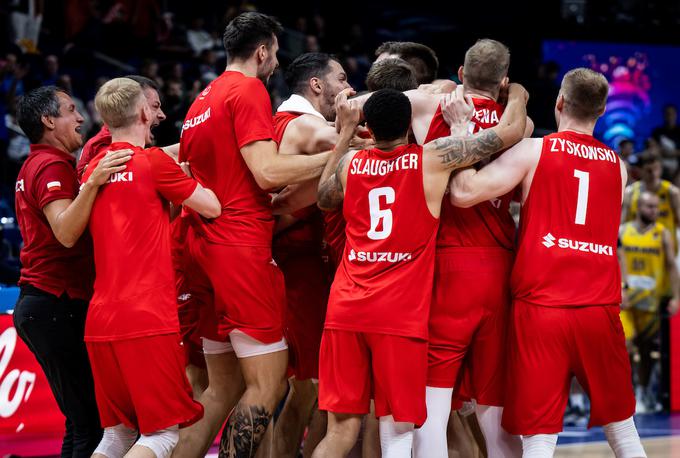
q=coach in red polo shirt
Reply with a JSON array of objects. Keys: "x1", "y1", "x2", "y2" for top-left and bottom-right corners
[{"x1": 13, "y1": 86, "x2": 131, "y2": 457}]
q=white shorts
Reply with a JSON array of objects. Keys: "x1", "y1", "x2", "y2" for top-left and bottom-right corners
[{"x1": 202, "y1": 329, "x2": 287, "y2": 359}]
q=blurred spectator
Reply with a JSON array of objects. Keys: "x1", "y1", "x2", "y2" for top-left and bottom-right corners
[
  {"x1": 619, "y1": 138, "x2": 640, "y2": 183},
  {"x1": 154, "y1": 80, "x2": 186, "y2": 145},
  {"x1": 186, "y1": 17, "x2": 220, "y2": 56},
  {"x1": 9, "y1": 0, "x2": 44, "y2": 53},
  {"x1": 141, "y1": 58, "x2": 164, "y2": 88},
  {"x1": 42, "y1": 54, "x2": 59, "y2": 86},
  {"x1": 653, "y1": 104, "x2": 680, "y2": 180},
  {"x1": 198, "y1": 49, "x2": 219, "y2": 81},
  {"x1": 530, "y1": 60, "x2": 561, "y2": 136},
  {"x1": 306, "y1": 35, "x2": 320, "y2": 53},
  {"x1": 56, "y1": 74, "x2": 92, "y2": 136}
]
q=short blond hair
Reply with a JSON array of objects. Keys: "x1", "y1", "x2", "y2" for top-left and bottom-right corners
[
  {"x1": 561, "y1": 68, "x2": 609, "y2": 121},
  {"x1": 94, "y1": 77, "x2": 144, "y2": 128},
  {"x1": 463, "y1": 39, "x2": 510, "y2": 93}
]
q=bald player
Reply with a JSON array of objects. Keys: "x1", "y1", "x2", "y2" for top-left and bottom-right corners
[
  {"x1": 312, "y1": 84, "x2": 527, "y2": 458},
  {"x1": 270, "y1": 52, "x2": 351, "y2": 457},
  {"x1": 449, "y1": 68, "x2": 645, "y2": 458},
  {"x1": 414, "y1": 38, "x2": 526, "y2": 458}
]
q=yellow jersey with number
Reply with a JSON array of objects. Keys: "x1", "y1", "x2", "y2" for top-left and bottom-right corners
[
  {"x1": 620, "y1": 222, "x2": 666, "y2": 311},
  {"x1": 628, "y1": 180, "x2": 677, "y2": 253}
]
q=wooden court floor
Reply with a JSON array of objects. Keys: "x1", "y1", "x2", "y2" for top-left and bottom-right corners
[{"x1": 555, "y1": 436, "x2": 680, "y2": 457}]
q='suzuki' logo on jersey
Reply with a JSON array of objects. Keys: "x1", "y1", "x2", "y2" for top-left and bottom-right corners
[
  {"x1": 542, "y1": 233, "x2": 556, "y2": 248},
  {"x1": 541, "y1": 233, "x2": 613, "y2": 256},
  {"x1": 348, "y1": 248, "x2": 412, "y2": 263},
  {"x1": 182, "y1": 107, "x2": 211, "y2": 132},
  {"x1": 548, "y1": 138, "x2": 617, "y2": 163},
  {"x1": 107, "y1": 172, "x2": 133, "y2": 183}
]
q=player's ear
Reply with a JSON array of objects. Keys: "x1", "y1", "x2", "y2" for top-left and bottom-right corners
[
  {"x1": 310, "y1": 77, "x2": 322, "y2": 95},
  {"x1": 555, "y1": 93, "x2": 564, "y2": 112},
  {"x1": 41, "y1": 114, "x2": 56, "y2": 132},
  {"x1": 457, "y1": 66, "x2": 464, "y2": 83},
  {"x1": 257, "y1": 44, "x2": 267, "y2": 63}
]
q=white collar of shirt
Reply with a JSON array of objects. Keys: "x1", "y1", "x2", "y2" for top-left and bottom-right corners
[{"x1": 276, "y1": 94, "x2": 325, "y2": 120}]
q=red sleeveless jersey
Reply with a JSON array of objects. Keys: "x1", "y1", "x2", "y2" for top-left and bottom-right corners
[
  {"x1": 272, "y1": 111, "x2": 325, "y2": 255},
  {"x1": 511, "y1": 131, "x2": 622, "y2": 306},
  {"x1": 325, "y1": 144, "x2": 439, "y2": 339},
  {"x1": 425, "y1": 98, "x2": 516, "y2": 250}
]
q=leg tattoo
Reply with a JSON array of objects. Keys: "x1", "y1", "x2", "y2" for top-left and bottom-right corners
[{"x1": 218, "y1": 404, "x2": 272, "y2": 458}]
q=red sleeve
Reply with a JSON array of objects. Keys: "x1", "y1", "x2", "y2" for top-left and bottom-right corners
[
  {"x1": 147, "y1": 148, "x2": 198, "y2": 206},
  {"x1": 77, "y1": 133, "x2": 112, "y2": 179},
  {"x1": 232, "y1": 79, "x2": 274, "y2": 148},
  {"x1": 34, "y1": 161, "x2": 79, "y2": 209}
]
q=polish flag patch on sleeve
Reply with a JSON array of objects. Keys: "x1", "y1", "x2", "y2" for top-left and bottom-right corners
[{"x1": 46, "y1": 181, "x2": 62, "y2": 191}]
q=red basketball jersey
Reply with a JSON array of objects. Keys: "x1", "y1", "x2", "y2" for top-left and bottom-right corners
[
  {"x1": 272, "y1": 111, "x2": 326, "y2": 254},
  {"x1": 511, "y1": 131, "x2": 622, "y2": 306},
  {"x1": 325, "y1": 144, "x2": 439, "y2": 339},
  {"x1": 425, "y1": 98, "x2": 516, "y2": 250}
]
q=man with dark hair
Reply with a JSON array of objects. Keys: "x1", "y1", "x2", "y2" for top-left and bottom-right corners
[
  {"x1": 77, "y1": 74, "x2": 171, "y2": 178},
  {"x1": 313, "y1": 85, "x2": 528, "y2": 457},
  {"x1": 13, "y1": 86, "x2": 131, "y2": 457},
  {"x1": 366, "y1": 58, "x2": 418, "y2": 92},
  {"x1": 375, "y1": 41, "x2": 439, "y2": 84},
  {"x1": 449, "y1": 67, "x2": 646, "y2": 458},
  {"x1": 174, "y1": 12, "x2": 336, "y2": 458},
  {"x1": 268, "y1": 52, "x2": 352, "y2": 456}
]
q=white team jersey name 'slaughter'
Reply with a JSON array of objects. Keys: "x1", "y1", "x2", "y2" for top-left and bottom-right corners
[{"x1": 350, "y1": 153, "x2": 419, "y2": 176}]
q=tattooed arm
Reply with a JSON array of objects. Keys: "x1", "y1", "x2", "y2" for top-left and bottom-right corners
[
  {"x1": 425, "y1": 83, "x2": 528, "y2": 171},
  {"x1": 317, "y1": 88, "x2": 361, "y2": 211},
  {"x1": 318, "y1": 152, "x2": 354, "y2": 211}
]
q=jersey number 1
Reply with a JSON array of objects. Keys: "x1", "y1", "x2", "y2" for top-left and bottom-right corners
[
  {"x1": 368, "y1": 187, "x2": 395, "y2": 240},
  {"x1": 574, "y1": 169, "x2": 589, "y2": 225}
]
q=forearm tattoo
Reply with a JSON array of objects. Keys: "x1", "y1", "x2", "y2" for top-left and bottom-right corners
[
  {"x1": 318, "y1": 154, "x2": 348, "y2": 210},
  {"x1": 433, "y1": 130, "x2": 503, "y2": 170},
  {"x1": 219, "y1": 404, "x2": 272, "y2": 458}
]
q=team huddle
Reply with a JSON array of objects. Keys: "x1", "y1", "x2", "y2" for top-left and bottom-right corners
[{"x1": 13, "y1": 10, "x2": 650, "y2": 458}]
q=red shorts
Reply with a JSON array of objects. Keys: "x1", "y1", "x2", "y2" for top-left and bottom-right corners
[
  {"x1": 428, "y1": 247, "x2": 513, "y2": 407},
  {"x1": 86, "y1": 334, "x2": 203, "y2": 434},
  {"x1": 175, "y1": 251, "x2": 205, "y2": 368},
  {"x1": 187, "y1": 232, "x2": 286, "y2": 344},
  {"x1": 318, "y1": 329, "x2": 427, "y2": 426},
  {"x1": 502, "y1": 301, "x2": 636, "y2": 435},
  {"x1": 276, "y1": 249, "x2": 330, "y2": 380}
]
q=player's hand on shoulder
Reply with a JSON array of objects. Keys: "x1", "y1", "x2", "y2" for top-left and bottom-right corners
[
  {"x1": 88, "y1": 149, "x2": 134, "y2": 187},
  {"x1": 507, "y1": 82, "x2": 529, "y2": 104},
  {"x1": 179, "y1": 161, "x2": 193, "y2": 178},
  {"x1": 440, "y1": 85, "x2": 474, "y2": 134}
]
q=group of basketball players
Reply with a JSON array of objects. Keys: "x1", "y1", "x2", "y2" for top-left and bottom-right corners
[{"x1": 13, "y1": 9, "x2": 652, "y2": 458}]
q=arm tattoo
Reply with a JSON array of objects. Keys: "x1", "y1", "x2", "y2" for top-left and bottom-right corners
[
  {"x1": 433, "y1": 129, "x2": 503, "y2": 170},
  {"x1": 318, "y1": 154, "x2": 349, "y2": 210}
]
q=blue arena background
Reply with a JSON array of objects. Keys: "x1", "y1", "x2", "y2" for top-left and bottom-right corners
[{"x1": 542, "y1": 40, "x2": 680, "y2": 150}]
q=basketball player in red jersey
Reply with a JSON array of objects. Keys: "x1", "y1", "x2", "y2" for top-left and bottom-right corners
[
  {"x1": 449, "y1": 68, "x2": 646, "y2": 458},
  {"x1": 270, "y1": 52, "x2": 351, "y2": 457},
  {"x1": 174, "y1": 13, "x2": 346, "y2": 458},
  {"x1": 414, "y1": 39, "x2": 525, "y2": 458},
  {"x1": 312, "y1": 84, "x2": 528, "y2": 458},
  {"x1": 84, "y1": 77, "x2": 220, "y2": 458}
]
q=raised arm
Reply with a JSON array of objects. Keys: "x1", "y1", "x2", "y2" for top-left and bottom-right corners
[
  {"x1": 317, "y1": 89, "x2": 361, "y2": 211},
  {"x1": 425, "y1": 83, "x2": 528, "y2": 172}
]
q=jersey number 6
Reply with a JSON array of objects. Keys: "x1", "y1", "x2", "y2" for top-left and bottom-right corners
[{"x1": 368, "y1": 187, "x2": 395, "y2": 240}]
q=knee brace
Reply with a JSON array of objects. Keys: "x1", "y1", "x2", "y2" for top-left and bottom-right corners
[
  {"x1": 93, "y1": 424, "x2": 138, "y2": 457},
  {"x1": 135, "y1": 426, "x2": 179, "y2": 458}
]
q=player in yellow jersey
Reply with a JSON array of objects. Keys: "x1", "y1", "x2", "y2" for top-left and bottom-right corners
[
  {"x1": 619, "y1": 190, "x2": 680, "y2": 412},
  {"x1": 622, "y1": 153, "x2": 680, "y2": 254}
]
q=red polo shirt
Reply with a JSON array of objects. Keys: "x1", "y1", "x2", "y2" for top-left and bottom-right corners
[{"x1": 15, "y1": 144, "x2": 94, "y2": 300}]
